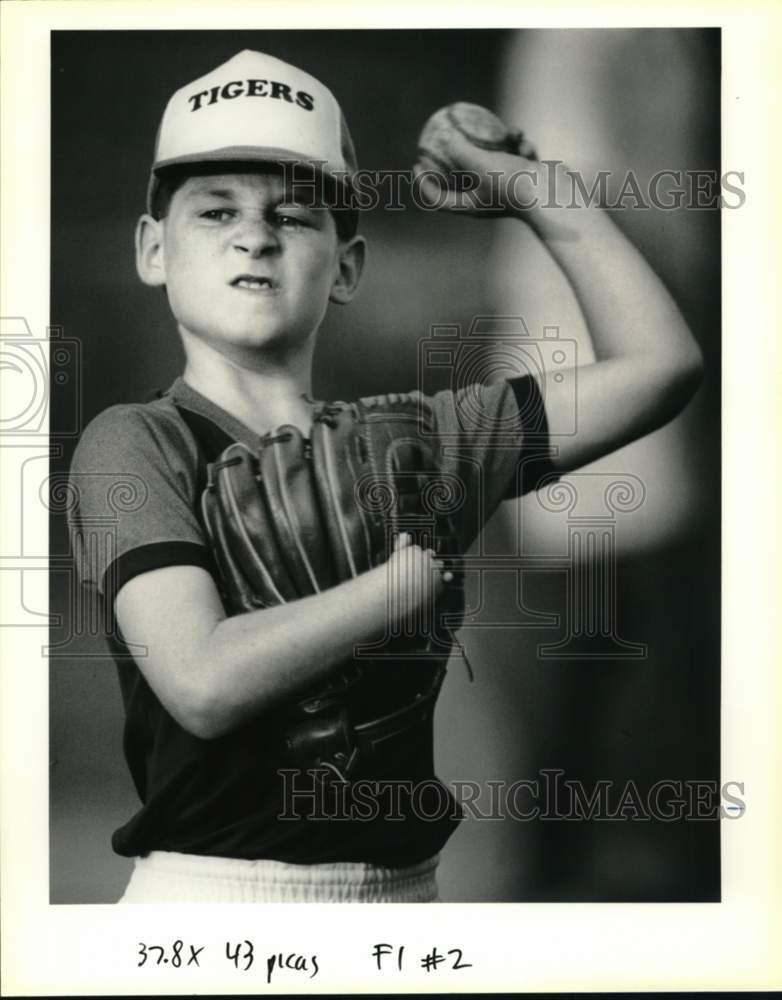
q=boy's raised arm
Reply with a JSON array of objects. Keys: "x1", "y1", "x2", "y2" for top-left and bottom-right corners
[{"x1": 416, "y1": 132, "x2": 704, "y2": 474}]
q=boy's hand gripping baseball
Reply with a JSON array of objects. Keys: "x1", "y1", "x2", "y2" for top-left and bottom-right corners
[
  {"x1": 383, "y1": 531, "x2": 453, "y2": 636},
  {"x1": 414, "y1": 102, "x2": 582, "y2": 238}
]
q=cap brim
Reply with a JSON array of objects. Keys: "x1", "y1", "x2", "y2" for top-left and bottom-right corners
[
  {"x1": 153, "y1": 145, "x2": 343, "y2": 174},
  {"x1": 147, "y1": 145, "x2": 352, "y2": 215}
]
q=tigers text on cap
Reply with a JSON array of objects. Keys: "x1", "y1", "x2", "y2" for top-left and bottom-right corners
[{"x1": 147, "y1": 49, "x2": 358, "y2": 218}]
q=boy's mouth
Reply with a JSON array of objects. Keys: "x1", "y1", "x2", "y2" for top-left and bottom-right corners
[{"x1": 231, "y1": 275, "x2": 277, "y2": 291}]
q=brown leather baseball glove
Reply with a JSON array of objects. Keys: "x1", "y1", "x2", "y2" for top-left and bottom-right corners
[{"x1": 200, "y1": 392, "x2": 466, "y2": 651}]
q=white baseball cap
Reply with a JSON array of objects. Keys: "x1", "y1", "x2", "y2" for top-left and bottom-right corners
[{"x1": 147, "y1": 49, "x2": 358, "y2": 226}]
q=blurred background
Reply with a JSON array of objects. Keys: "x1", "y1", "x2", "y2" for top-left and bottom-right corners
[{"x1": 50, "y1": 28, "x2": 720, "y2": 902}]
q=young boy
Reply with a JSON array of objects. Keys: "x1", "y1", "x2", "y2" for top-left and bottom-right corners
[{"x1": 68, "y1": 48, "x2": 703, "y2": 903}]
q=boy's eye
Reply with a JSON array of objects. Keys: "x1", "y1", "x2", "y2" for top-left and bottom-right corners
[
  {"x1": 199, "y1": 208, "x2": 235, "y2": 221},
  {"x1": 276, "y1": 212, "x2": 307, "y2": 229}
]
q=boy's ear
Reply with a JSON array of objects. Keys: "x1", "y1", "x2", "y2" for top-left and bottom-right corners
[
  {"x1": 135, "y1": 214, "x2": 167, "y2": 287},
  {"x1": 329, "y1": 235, "x2": 367, "y2": 305}
]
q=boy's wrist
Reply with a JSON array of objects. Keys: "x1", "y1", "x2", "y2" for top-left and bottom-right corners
[{"x1": 503, "y1": 159, "x2": 606, "y2": 241}]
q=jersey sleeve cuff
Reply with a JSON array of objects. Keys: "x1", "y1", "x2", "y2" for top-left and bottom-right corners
[
  {"x1": 102, "y1": 541, "x2": 216, "y2": 608},
  {"x1": 505, "y1": 373, "x2": 561, "y2": 497}
]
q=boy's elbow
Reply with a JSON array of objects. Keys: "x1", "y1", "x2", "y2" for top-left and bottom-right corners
[
  {"x1": 170, "y1": 676, "x2": 243, "y2": 741},
  {"x1": 682, "y1": 340, "x2": 705, "y2": 391},
  {"x1": 671, "y1": 341, "x2": 705, "y2": 406},
  {"x1": 182, "y1": 705, "x2": 231, "y2": 741},
  {"x1": 655, "y1": 342, "x2": 704, "y2": 426}
]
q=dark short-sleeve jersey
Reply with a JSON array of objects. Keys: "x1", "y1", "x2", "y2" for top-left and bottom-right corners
[{"x1": 68, "y1": 375, "x2": 553, "y2": 864}]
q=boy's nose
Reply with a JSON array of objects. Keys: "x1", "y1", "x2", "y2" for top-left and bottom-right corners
[{"x1": 232, "y1": 218, "x2": 279, "y2": 257}]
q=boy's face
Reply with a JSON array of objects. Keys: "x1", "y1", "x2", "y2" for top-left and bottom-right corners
[{"x1": 139, "y1": 169, "x2": 360, "y2": 359}]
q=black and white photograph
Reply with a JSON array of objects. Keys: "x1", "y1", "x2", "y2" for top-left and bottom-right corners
[
  {"x1": 1, "y1": 1, "x2": 781, "y2": 995},
  {"x1": 50, "y1": 25, "x2": 720, "y2": 905}
]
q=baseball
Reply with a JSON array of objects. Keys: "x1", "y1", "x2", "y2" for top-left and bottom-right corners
[{"x1": 416, "y1": 102, "x2": 526, "y2": 187}]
